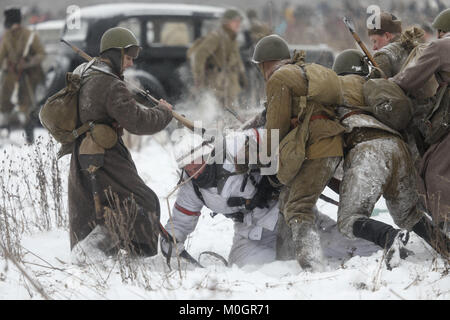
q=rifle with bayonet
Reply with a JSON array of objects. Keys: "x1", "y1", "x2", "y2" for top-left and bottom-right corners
[{"x1": 61, "y1": 39, "x2": 206, "y2": 135}]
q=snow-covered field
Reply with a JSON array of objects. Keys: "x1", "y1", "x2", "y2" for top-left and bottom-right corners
[{"x1": 0, "y1": 128, "x2": 448, "y2": 300}]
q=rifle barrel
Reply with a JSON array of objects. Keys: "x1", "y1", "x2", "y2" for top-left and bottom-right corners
[{"x1": 61, "y1": 38, "x2": 205, "y2": 135}]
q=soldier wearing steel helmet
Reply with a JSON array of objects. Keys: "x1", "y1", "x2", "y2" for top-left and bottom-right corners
[
  {"x1": 391, "y1": 8, "x2": 450, "y2": 239},
  {"x1": 252, "y1": 34, "x2": 345, "y2": 271},
  {"x1": 333, "y1": 49, "x2": 449, "y2": 266},
  {"x1": 69, "y1": 27, "x2": 174, "y2": 264}
]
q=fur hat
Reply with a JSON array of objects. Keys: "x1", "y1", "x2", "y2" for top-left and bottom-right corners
[
  {"x1": 4, "y1": 7, "x2": 21, "y2": 29},
  {"x1": 368, "y1": 12, "x2": 402, "y2": 36}
]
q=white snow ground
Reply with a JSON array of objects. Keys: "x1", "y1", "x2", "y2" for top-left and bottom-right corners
[{"x1": 0, "y1": 128, "x2": 448, "y2": 300}]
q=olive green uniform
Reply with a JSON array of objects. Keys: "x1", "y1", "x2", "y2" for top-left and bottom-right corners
[
  {"x1": 188, "y1": 25, "x2": 245, "y2": 111},
  {"x1": 264, "y1": 57, "x2": 344, "y2": 225},
  {"x1": 0, "y1": 26, "x2": 45, "y2": 118}
]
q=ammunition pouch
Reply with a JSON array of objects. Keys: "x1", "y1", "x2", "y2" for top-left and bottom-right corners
[{"x1": 90, "y1": 123, "x2": 118, "y2": 149}]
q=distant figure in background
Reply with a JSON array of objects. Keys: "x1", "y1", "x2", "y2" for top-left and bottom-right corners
[
  {"x1": 0, "y1": 7, "x2": 46, "y2": 143},
  {"x1": 246, "y1": 9, "x2": 272, "y2": 107},
  {"x1": 187, "y1": 8, "x2": 247, "y2": 126},
  {"x1": 247, "y1": 9, "x2": 272, "y2": 46},
  {"x1": 161, "y1": 22, "x2": 190, "y2": 46}
]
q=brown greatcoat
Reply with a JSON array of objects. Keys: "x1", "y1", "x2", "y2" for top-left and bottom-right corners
[
  {"x1": 68, "y1": 60, "x2": 173, "y2": 254},
  {"x1": 392, "y1": 33, "x2": 450, "y2": 228}
]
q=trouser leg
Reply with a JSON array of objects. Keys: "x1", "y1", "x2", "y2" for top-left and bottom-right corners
[
  {"x1": 18, "y1": 76, "x2": 35, "y2": 143},
  {"x1": 282, "y1": 157, "x2": 341, "y2": 225},
  {"x1": 0, "y1": 74, "x2": 15, "y2": 128},
  {"x1": 281, "y1": 156, "x2": 341, "y2": 270}
]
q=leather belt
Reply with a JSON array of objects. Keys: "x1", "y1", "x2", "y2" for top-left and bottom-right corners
[{"x1": 340, "y1": 109, "x2": 369, "y2": 122}]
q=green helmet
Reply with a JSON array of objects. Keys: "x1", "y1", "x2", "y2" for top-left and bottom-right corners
[
  {"x1": 222, "y1": 8, "x2": 242, "y2": 22},
  {"x1": 251, "y1": 34, "x2": 290, "y2": 64},
  {"x1": 332, "y1": 49, "x2": 369, "y2": 76},
  {"x1": 432, "y1": 8, "x2": 450, "y2": 32},
  {"x1": 100, "y1": 27, "x2": 140, "y2": 57}
]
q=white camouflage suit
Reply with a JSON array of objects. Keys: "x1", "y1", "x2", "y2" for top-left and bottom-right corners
[{"x1": 165, "y1": 129, "x2": 279, "y2": 267}]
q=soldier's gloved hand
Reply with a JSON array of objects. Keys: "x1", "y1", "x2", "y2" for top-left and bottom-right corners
[
  {"x1": 158, "y1": 99, "x2": 173, "y2": 111},
  {"x1": 227, "y1": 197, "x2": 248, "y2": 208},
  {"x1": 160, "y1": 236, "x2": 185, "y2": 258},
  {"x1": 368, "y1": 67, "x2": 387, "y2": 79}
]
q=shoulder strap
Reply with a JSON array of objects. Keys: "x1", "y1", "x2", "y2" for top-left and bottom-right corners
[
  {"x1": 191, "y1": 181, "x2": 206, "y2": 205},
  {"x1": 90, "y1": 65, "x2": 121, "y2": 80},
  {"x1": 426, "y1": 83, "x2": 449, "y2": 121}
]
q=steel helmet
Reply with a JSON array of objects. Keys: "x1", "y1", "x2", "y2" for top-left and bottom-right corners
[
  {"x1": 100, "y1": 27, "x2": 141, "y2": 57},
  {"x1": 332, "y1": 49, "x2": 369, "y2": 76},
  {"x1": 222, "y1": 8, "x2": 242, "y2": 22},
  {"x1": 251, "y1": 34, "x2": 291, "y2": 64},
  {"x1": 432, "y1": 8, "x2": 450, "y2": 32}
]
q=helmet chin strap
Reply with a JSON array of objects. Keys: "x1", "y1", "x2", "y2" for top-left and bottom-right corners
[{"x1": 120, "y1": 47, "x2": 124, "y2": 75}]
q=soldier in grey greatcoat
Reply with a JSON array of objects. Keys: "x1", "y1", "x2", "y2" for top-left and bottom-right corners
[{"x1": 69, "y1": 27, "x2": 173, "y2": 263}]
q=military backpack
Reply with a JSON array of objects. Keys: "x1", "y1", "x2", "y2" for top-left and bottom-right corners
[
  {"x1": 40, "y1": 59, "x2": 119, "y2": 158},
  {"x1": 362, "y1": 78, "x2": 413, "y2": 131},
  {"x1": 39, "y1": 59, "x2": 97, "y2": 158},
  {"x1": 277, "y1": 59, "x2": 344, "y2": 185}
]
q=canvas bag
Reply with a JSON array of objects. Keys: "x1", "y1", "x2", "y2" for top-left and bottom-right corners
[
  {"x1": 40, "y1": 60, "x2": 118, "y2": 158},
  {"x1": 277, "y1": 63, "x2": 342, "y2": 185},
  {"x1": 363, "y1": 78, "x2": 413, "y2": 131},
  {"x1": 276, "y1": 96, "x2": 314, "y2": 185}
]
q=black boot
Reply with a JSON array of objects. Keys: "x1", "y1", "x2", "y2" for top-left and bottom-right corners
[
  {"x1": 353, "y1": 218, "x2": 400, "y2": 249},
  {"x1": 412, "y1": 217, "x2": 450, "y2": 259},
  {"x1": 24, "y1": 121, "x2": 34, "y2": 144},
  {"x1": 353, "y1": 218, "x2": 412, "y2": 270}
]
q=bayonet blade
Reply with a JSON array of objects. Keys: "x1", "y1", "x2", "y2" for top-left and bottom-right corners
[{"x1": 343, "y1": 17, "x2": 355, "y2": 32}]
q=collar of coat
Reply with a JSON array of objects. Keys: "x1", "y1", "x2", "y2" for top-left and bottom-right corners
[
  {"x1": 265, "y1": 51, "x2": 305, "y2": 80},
  {"x1": 221, "y1": 24, "x2": 238, "y2": 40}
]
